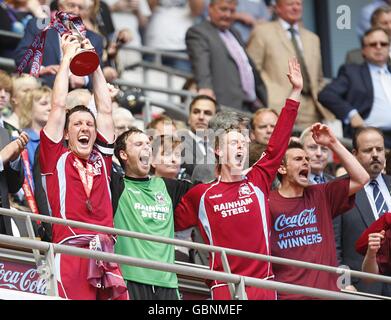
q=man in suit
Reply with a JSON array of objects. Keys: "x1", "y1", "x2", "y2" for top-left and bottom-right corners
[
  {"x1": 247, "y1": 0, "x2": 333, "y2": 130},
  {"x1": 0, "y1": 131, "x2": 29, "y2": 237},
  {"x1": 334, "y1": 127, "x2": 391, "y2": 296},
  {"x1": 318, "y1": 28, "x2": 391, "y2": 149},
  {"x1": 14, "y1": 0, "x2": 104, "y2": 89},
  {"x1": 346, "y1": 5, "x2": 391, "y2": 65},
  {"x1": 299, "y1": 126, "x2": 334, "y2": 185},
  {"x1": 185, "y1": 0, "x2": 267, "y2": 113},
  {"x1": 179, "y1": 95, "x2": 217, "y2": 183}
]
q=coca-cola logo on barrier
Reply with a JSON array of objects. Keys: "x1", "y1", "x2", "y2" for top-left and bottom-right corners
[{"x1": 0, "y1": 261, "x2": 47, "y2": 295}]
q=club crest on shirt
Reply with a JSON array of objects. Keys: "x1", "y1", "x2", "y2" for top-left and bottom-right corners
[
  {"x1": 88, "y1": 151, "x2": 103, "y2": 175},
  {"x1": 155, "y1": 192, "x2": 166, "y2": 205},
  {"x1": 92, "y1": 160, "x2": 103, "y2": 175},
  {"x1": 239, "y1": 183, "x2": 252, "y2": 197}
]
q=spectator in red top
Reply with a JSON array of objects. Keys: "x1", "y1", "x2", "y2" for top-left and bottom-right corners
[
  {"x1": 269, "y1": 125, "x2": 369, "y2": 300},
  {"x1": 39, "y1": 34, "x2": 127, "y2": 300},
  {"x1": 356, "y1": 212, "x2": 391, "y2": 277}
]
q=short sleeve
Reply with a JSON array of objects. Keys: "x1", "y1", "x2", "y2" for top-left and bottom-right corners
[
  {"x1": 174, "y1": 184, "x2": 203, "y2": 231},
  {"x1": 39, "y1": 129, "x2": 67, "y2": 175},
  {"x1": 324, "y1": 177, "x2": 355, "y2": 218}
]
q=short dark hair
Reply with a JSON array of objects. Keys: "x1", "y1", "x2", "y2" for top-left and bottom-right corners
[
  {"x1": 189, "y1": 95, "x2": 218, "y2": 114},
  {"x1": 248, "y1": 142, "x2": 266, "y2": 167},
  {"x1": 371, "y1": 5, "x2": 391, "y2": 27},
  {"x1": 361, "y1": 27, "x2": 389, "y2": 48},
  {"x1": 64, "y1": 105, "x2": 96, "y2": 130},
  {"x1": 352, "y1": 127, "x2": 384, "y2": 151},
  {"x1": 114, "y1": 127, "x2": 145, "y2": 169},
  {"x1": 277, "y1": 140, "x2": 304, "y2": 181}
]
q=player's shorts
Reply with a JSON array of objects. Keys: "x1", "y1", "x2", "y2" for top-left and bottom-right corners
[
  {"x1": 211, "y1": 283, "x2": 276, "y2": 300},
  {"x1": 126, "y1": 280, "x2": 180, "y2": 300},
  {"x1": 55, "y1": 253, "x2": 129, "y2": 300}
]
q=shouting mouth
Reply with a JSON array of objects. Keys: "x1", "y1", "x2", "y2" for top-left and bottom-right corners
[
  {"x1": 234, "y1": 152, "x2": 245, "y2": 166},
  {"x1": 78, "y1": 135, "x2": 90, "y2": 147},
  {"x1": 298, "y1": 169, "x2": 309, "y2": 181},
  {"x1": 139, "y1": 154, "x2": 150, "y2": 166}
]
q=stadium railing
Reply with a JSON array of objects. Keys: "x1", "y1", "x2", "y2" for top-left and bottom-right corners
[{"x1": 0, "y1": 208, "x2": 390, "y2": 300}]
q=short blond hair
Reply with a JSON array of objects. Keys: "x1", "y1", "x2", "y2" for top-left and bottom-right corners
[
  {"x1": 19, "y1": 86, "x2": 52, "y2": 129},
  {"x1": 299, "y1": 126, "x2": 313, "y2": 144},
  {"x1": 11, "y1": 74, "x2": 40, "y2": 97},
  {"x1": 66, "y1": 89, "x2": 92, "y2": 110}
]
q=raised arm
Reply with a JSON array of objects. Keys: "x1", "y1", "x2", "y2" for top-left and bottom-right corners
[
  {"x1": 0, "y1": 132, "x2": 29, "y2": 164},
  {"x1": 44, "y1": 34, "x2": 79, "y2": 142},
  {"x1": 286, "y1": 57, "x2": 303, "y2": 102},
  {"x1": 248, "y1": 58, "x2": 302, "y2": 186},
  {"x1": 362, "y1": 231, "x2": 384, "y2": 277},
  {"x1": 93, "y1": 66, "x2": 115, "y2": 143},
  {"x1": 82, "y1": 38, "x2": 115, "y2": 143},
  {"x1": 311, "y1": 123, "x2": 370, "y2": 195}
]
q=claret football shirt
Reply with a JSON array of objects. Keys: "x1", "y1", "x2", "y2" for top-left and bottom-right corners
[
  {"x1": 175, "y1": 99, "x2": 300, "y2": 290},
  {"x1": 39, "y1": 130, "x2": 114, "y2": 244},
  {"x1": 269, "y1": 177, "x2": 355, "y2": 299}
]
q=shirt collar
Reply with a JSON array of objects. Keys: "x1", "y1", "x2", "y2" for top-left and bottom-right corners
[
  {"x1": 24, "y1": 128, "x2": 40, "y2": 141},
  {"x1": 279, "y1": 18, "x2": 299, "y2": 32},
  {"x1": 368, "y1": 62, "x2": 389, "y2": 74},
  {"x1": 365, "y1": 174, "x2": 383, "y2": 188},
  {"x1": 310, "y1": 172, "x2": 323, "y2": 179}
]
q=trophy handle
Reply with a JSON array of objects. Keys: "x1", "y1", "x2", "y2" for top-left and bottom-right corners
[
  {"x1": 68, "y1": 20, "x2": 84, "y2": 42},
  {"x1": 67, "y1": 21, "x2": 99, "y2": 76}
]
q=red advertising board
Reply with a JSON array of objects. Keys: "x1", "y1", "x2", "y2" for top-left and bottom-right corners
[{"x1": 0, "y1": 259, "x2": 47, "y2": 295}]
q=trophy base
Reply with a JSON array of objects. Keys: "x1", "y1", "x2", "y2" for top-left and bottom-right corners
[{"x1": 70, "y1": 50, "x2": 99, "y2": 76}]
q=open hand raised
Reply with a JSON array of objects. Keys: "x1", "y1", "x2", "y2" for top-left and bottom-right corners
[
  {"x1": 287, "y1": 57, "x2": 303, "y2": 92},
  {"x1": 311, "y1": 123, "x2": 337, "y2": 148}
]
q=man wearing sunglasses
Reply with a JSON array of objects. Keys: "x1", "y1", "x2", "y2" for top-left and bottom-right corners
[
  {"x1": 348, "y1": 5, "x2": 391, "y2": 65},
  {"x1": 319, "y1": 27, "x2": 391, "y2": 148}
]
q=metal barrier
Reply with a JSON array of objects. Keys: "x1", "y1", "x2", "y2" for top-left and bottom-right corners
[
  {"x1": 0, "y1": 57, "x2": 16, "y2": 71},
  {"x1": 114, "y1": 79, "x2": 196, "y2": 105},
  {"x1": 114, "y1": 78, "x2": 196, "y2": 124},
  {"x1": 0, "y1": 30, "x2": 20, "y2": 71},
  {"x1": 0, "y1": 208, "x2": 389, "y2": 300},
  {"x1": 0, "y1": 234, "x2": 375, "y2": 300},
  {"x1": 117, "y1": 44, "x2": 192, "y2": 106},
  {"x1": 0, "y1": 30, "x2": 23, "y2": 39}
]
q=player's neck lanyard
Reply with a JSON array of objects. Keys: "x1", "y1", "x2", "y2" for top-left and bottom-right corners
[{"x1": 74, "y1": 157, "x2": 94, "y2": 213}]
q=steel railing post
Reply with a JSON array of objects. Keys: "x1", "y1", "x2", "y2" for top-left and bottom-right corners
[{"x1": 25, "y1": 215, "x2": 42, "y2": 266}]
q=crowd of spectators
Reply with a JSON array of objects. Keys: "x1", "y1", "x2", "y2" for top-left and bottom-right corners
[{"x1": 0, "y1": 0, "x2": 390, "y2": 300}]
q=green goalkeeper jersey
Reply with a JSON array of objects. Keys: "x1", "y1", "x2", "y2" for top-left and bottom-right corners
[{"x1": 113, "y1": 176, "x2": 192, "y2": 288}]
